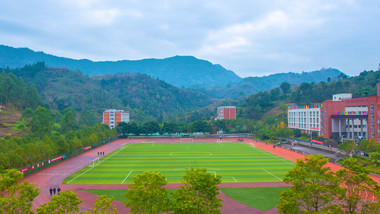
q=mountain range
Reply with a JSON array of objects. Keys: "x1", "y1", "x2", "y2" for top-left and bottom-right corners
[
  {"x1": 0, "y1": 45, "x2": 240, "y2": 88},
  {"x1": 0, "y1": 44, "x2": 343, "y2": 99}
]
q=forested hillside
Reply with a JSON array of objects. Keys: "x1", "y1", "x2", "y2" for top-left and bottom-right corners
[
  {"x1": 192, "y1": 68, "x2": 343, "y2": 99},
  {"x1": 0, "y1": 45, "x2": 241, "y2": 88},
  {"x1": 0, "y1": 71, "x2": 43, "y2": 109},
  {"x1": 241, "y1": 69, "x2": 380, "y2": 121},
  {"x1": 2, "y1": 62, "x2": 214, "y2": 121}
]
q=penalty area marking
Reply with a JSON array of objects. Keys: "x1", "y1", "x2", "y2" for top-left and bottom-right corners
[
  {"x1": 67, "y1": 143, "x2": 129, "y2": 184},
  {"x1": 262, "y1": 169, "x2": 282, "y2": 181},
  {"x1": 121, "y1": 170, "x2": 134, "y2": 184}
]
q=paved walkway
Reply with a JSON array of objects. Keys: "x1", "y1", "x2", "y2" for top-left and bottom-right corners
[{"x1": 24, "y1": 137, "x2": 379, "y2": 213}]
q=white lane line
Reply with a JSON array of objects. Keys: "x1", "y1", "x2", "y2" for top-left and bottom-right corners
[
  {"x1": 67, "y1": 144, "x2": 128, "y2": 183},
  {"x1": 262, "y1": 169, "x2": 282, "y2": 181},
  {"x1": 67, "y1": 167, "x2": 94, "y2": 184},
  {"x1": 232, "y1": 176, "x2": 238, "y2": 182},
  {"x1": 122, "y1": 170, "x2": 134, "y2": 184}
]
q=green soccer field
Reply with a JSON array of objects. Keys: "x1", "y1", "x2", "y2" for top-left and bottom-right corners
[{"x1": 63, "y1": 142, "x2": 295, "y2": 184}]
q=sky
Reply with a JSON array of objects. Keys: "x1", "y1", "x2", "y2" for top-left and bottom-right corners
[{"x1": 0, "y1": 0, "x2": 379, "y2": 77}]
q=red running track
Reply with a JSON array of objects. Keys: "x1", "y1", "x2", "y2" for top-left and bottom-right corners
[{"x1": 23, "y1": 137, "x2": 379, "y2": 213}]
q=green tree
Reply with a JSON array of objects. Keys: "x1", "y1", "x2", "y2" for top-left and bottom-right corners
[
  {"x1": 264, "y1": 117, "x2": 276, "y2": 125},
  {"x1": 161, "y1": 122, "x2": 179, "y2": 134},
  {"x1": 335, "y1": 158, "x2": 380, "y2": 213},
  {"x1": 128, "y1": 121, "x2": 140, "y2": 135},
  {"x1": 277, "y1": 154, "x2": 342, "y2": 213},
  {"x1": 61, "y1": 108, "x2": 77, "y2": 133},
  {"x1": 213, "y1": 119, "x2": 228, "y2": 133},
  {"x1": 141, "y1": 121, "x2": 160, "y2": 135},
  {"x1": 189, "y1": 121, "x2": 212, "y2": 133},
  {"x1": 369, "y1": 152, "x2": 380, "y2": 167},
  {"x1": 29, "y1": 106, "x2": 54, "y2": 139},
  {"x1": 280, "y1": 82, "x2": 291, "y2": 94},
  {"x1": 21, "y1": 108, "x2": 34, "y2": 122},
  {"x1": 88, "y1": 195, "x2": 118, "y2": 214},
  {"x1": 338, "y1": 140, "x2": 357, "y2": 155},
  {"x1": 172, "y1": 167, "x2": 223, "y2": 214},
  {"x1": 36, "y1": 190, "x2": 82, "y2": 214},
  {"x1": 0, "y1": 169, "x2": 39, "y2": 214},
  {"x1": 116, "y1": 121, "x2": 128, "y2": 136},
  {"x1": 124, "y1": 171, "x2": 171, "y2": 214},
  {"x1": 79, "y1": 108, "x2": 97, "y2": 127}
]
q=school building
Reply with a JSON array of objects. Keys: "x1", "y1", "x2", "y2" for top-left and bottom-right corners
[
  {"x1": 287, "y1": 83, "x2": 380, "y2": 141},
  {"x1": 215, "y1": 106, "x2": 236, "y2": 120},
  {"x1": 102, "y1": 109, "x2": 129, "y2": 129}
]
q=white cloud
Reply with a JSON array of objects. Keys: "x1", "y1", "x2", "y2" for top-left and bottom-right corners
[{"x1": 0, "y1": 0, "x2": 379, "y2": 77}]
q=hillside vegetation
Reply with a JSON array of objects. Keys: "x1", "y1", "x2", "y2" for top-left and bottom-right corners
[
  {"x1": 241, "y1": 69, "x2": 380, "y2": 121},
  {"x1": 192, "y1": 68, "x2": 342, "y2": 99},
  {"x1": 0, "y1": 45, "x2": 241, "y2": 88},
  {"x1": 3, "y1": 62, "x2": 214, "y2": 121}
]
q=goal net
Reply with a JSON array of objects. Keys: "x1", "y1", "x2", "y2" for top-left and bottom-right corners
[{"x1": 90, "y1": 158, "x2": 100, "y2": 168}]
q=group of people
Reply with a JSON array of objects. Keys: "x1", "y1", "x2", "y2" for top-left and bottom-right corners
[
  {"x1": 97, "y1": 151, "x2": 105, "y2": 156},
  {"x1": 49, "y1": 187, "x2": 61, "y2": 196},
  {"x1": 236, "y1": 139, "x2": 244, "y2": 142}
]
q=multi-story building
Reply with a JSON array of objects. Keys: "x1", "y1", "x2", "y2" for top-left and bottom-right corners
[
  {"x1": 103, "y1": 109, "x2": 129, "y2": 129},
  {"x1": 287, "y1": 106, "x2": 321, "y2": 135},
  {"x1": 215, "y1": 106, "x2": 236, "y2": 120},
  {"x1": 287, "y1": 83, "x2": 380, "y2": 141}
]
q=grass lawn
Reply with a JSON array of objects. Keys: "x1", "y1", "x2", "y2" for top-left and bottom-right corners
[
  {"x1": 221, "y1": 187, "x2": 290, "y2": 211},
  {"x1": 87, "y1": 189, "x2": 177, "y2": 203},
  {"x1": 87, "y1": 187, "x2": 289, "y2": 211},
  {"x1": 63, "y1": 142, "x2": 294, "y2": 184},
  {"x1": 87, "y1": 189, "x2": 127, "y2": 203}
]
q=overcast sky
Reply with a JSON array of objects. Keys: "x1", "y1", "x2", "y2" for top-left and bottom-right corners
[{"x1": 0, "y1": 0, "x2": 379, "y2": 77}]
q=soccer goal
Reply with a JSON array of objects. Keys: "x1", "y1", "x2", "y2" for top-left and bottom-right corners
[{"x1": 90, "y1": 158, "x2": 100, "y2": 168}]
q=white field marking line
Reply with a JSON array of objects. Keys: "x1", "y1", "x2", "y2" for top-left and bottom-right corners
[
  {"x1": 262, "y1": 169, "x2": 282, "y2": 181},
  {"x1": 67, "y1": 166, "x2": 94, "y2": 184},
  {"x1": 67, "y1": 144, "x2": 128, "y2": 183},
  {"x1": 255, "y1": 149, "x2": 294, "y2": 166},
  {"x1": 232, "y1": 176, "x2": 238, "y2": 182},
  {"x1": 121, "y1": 169, "x2": 134, "y2": 184}
]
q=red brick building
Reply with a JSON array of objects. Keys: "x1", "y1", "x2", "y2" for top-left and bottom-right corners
[
  {"x1": 215, "y1": 106, "x2": 236, "y2": 120},
  {"x1": 320, "y1": 83, "x2": 380, "y2": 141},
  {"x1": 288, "y1": 83, "x2": 380, "y2": 141},
  {"x1": 103, "y1": 109, "x2": 129, "y2": 129}
]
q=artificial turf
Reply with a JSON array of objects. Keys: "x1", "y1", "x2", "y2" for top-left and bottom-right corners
[
  {"x1": 87, "y1": 187, "x2": 289, "y2": 211},
  {"x1": 63, "y1": 142, "x2": 294, "y2": 184},
  {"x1": 221, "y1": 187, "x2": 290, "y2": 211},
  {"x1": 86, "y1": 189, "x2": 177, "y2": 203}
]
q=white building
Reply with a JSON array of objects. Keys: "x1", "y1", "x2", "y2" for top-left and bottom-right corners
[
  {"x1": 103, "y1": 109, "x2": 129, "y2": 129},
  {"x1": 287, "y1": 106, "x2": 321, "y2": 135}
]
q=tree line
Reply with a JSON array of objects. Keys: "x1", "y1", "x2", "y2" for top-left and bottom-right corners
[
  {"x1": 0, "y1": 106, "x2": 115, "y2": 172},
  {"x1": 116, "y1": 118, "x2": 257, "y2": 136},
  {"x1": 278, "y1": 154, "x2": 380, "y2": 213},
  {"x1": 1, "y1": 167, "x2": 222, "y2": 213},
  {"x1": 0, "y1": 71, "x2": 42, "y2": 109}
]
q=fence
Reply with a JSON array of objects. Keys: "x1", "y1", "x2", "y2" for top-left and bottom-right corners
[{"x1": 19, "y1": 137, "x2": 117, "y2": 176}]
